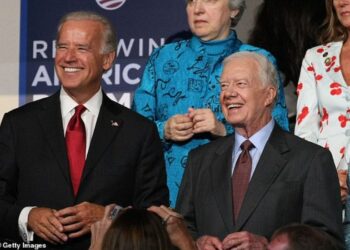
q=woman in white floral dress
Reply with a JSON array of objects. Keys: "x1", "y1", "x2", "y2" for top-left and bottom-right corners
[{"x1": 295, "y1": 0, "x2": 350, "y2": 247}]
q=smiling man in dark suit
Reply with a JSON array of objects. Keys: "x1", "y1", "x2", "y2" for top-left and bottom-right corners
[
  {"x1": 176, "y1": 51, "x2": 344, "y2": 250},
  {"x1": 0, "y1": 11, "x2": 168, "y2": 249}
]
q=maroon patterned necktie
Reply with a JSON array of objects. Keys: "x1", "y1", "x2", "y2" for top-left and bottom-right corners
[
  {"x1": 232, "y1": 140, "x2": 254, "y2": 220},
  {"x1": 66, "y1": 105, "x2": 86, "y2": 196}
]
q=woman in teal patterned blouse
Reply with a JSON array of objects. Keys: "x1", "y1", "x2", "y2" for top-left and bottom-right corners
[{"x1": 133, "y1": 0, "x2": 288, "y2": 206}]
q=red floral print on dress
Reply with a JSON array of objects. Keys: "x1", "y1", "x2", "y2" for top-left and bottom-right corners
[
  {"x1": 330, "y1": 82, "x2": 342, "y2": 95},
  {"x1": 297, "y1": 83, "x2": 303, "y2": 96},
  {"x1": 297, "y1": 106, "x2": 309, "y2": 125},
  {"x1": 338, "y1": 115, "x2": 349, "y2": 128}
]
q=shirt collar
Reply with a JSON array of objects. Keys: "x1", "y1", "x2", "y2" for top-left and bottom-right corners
[
  {"x1": 234, "y1": 119, "x2": 275, "y2": 153},
  {"x1": 60, "y1": 87, "x2": 103, "y2": 117}
]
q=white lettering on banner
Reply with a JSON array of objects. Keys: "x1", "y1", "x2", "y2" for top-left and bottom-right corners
[
  {"x1": 32, "y1": 38, "x2": 165, "y2": 59},
  {"x1": 31, "y1": 64, "x2": 140, "y2": 87},
  {"x1": 117, "y1": 39, "x2": 134, "y2": 57},
  {"x1": 32, "y1": 65, "x2": 53, "y2": 86},
  {"x1": 103, "y1": 63, "x2": 141, "y2": 85},
  {"x1": 33, "y1": 40, "x2": 48, "y2": 59}
]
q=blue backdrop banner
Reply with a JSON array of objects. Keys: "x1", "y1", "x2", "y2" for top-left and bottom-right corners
[{"x1": 20, "y1": 0, "x2": 188, "y2": 107}]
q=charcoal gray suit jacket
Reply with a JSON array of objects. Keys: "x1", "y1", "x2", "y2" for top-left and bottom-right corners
[{"x1": 176, "y1": 124, "x2": 343, "y2": 246}]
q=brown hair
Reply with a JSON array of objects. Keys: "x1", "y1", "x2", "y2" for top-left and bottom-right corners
[
  {"x1": 320, "y1": 0, "x2": 348, "y2": 44},
  {"x1": 102, "y1": 209, "x2": 173, "y2": 250}
]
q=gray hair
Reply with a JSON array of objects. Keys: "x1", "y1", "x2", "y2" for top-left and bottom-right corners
[
  {"x1": 223, "y1": 51, "x2": 278, "y2": 90},
  {"x1": 56, "y1": 11, "x2": 117, "y2": 54},
  {"x1": 229, "y1": 0, "x2": 246, "y2": 27}
]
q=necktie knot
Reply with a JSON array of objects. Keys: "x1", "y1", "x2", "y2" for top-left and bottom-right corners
[
  {"x1": 68, "y1": 105, "x2": 86, "y2": 131},
  {"x1": 75, "y1": 104, "x2": 86, "y2": 117},
  {"x1": 240, "y1": 140, "x2": 254, "y2": 151}
]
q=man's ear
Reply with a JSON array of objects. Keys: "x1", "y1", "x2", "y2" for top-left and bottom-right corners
[
  {"x1": 264, "y1": 86, "x2": 277, "y2": 106},
  {"x1": 102, "y1": 51, "x2": 116, "y2": 71}
]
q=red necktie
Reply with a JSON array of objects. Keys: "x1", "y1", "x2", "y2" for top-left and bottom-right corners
[
  {"x1": 66, "y1": 105, "x2": 86, "y2": 196},
  {"x1": 232, "y1": 140, "x2": 254, "y2": 220}
]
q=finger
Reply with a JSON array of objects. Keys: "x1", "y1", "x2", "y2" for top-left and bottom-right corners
[
  {"x1": 159, "y1": 205, "x2": 183, "y2": 219},
  {"x1": 47, "y1": 217, "x2": 67, "y2": 241},
  {"x1": 173, "y1": 115, "x2": 192, "y2": 123},
  {"x1": 57, "y1": 206, "x2": 77, "y2": 217},
  {"x1": 174, "y1": 121, "x2": 193, "y2": 131},
  {"x1": 68, "y1": 227, "x2": 90, "y2": 238},
  {"x1": 148, "y1": 206, "x2": 167, "y2": 218},
  {"x1": 39, "y1": 225, "x2": 65, "y2": 244},
  {"x1": 63, "y1": 221, "x2": 84, "y2": 233},
  {"x1": 104, "y1": 204, "x2": 117, "y2": 219},
  {"x1": 58, "y1": 214, "x2": 80, "y2": 226}
]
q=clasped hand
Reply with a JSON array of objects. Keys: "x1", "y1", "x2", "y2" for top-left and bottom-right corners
[
  {"x1": 164, "y1": 108, "x2": 226, "y2": 141},
  {"x1": 196, "y1": 232, "x2": 268, "y2": 250},
  {"x1": 28, "y1": 201, "x2": 104, "y2": 244}
]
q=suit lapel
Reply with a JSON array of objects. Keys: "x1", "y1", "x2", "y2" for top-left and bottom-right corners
[
  {"x1": 81, "y1": 94, "x2": 123, "y2": 183},
  {"x1": 37, "y1": 92, "x2": 72, "y2": 186},
  {"x1": 235, "y1": 125, "x2": 289, "y2": 230},
  {"x1": 211, "y1": 135, "x2": 235, "y2": 233}
]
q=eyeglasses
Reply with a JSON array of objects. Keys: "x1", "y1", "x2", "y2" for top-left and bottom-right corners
[
  {"x1": 220, "y1": 80, "x2": 251, "y2": 91},
  {"x1": 187, "y1": 0, "x2": 219, "y2": 6}
]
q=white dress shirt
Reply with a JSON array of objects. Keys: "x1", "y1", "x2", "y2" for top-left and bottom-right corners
[
  {"x1": 18, "y1": 88, "x2": 103, "y2": 242},
  {"x1": 231, "y1": 119, "x2": 275, "y2": 178}
]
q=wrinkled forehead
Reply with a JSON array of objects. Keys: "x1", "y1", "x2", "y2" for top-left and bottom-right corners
[
  {"x1": 221, "y1": 57, "x2": 259, "y2": 80},
  {"x1": 58, "y1": 20, "x2": 103, "y2": 41}
]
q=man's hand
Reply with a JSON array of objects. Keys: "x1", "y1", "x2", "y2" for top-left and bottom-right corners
[
  {"x1": 55, "y1": 202, "x2": 104, "y2": 238},
  {"x1": 28, "y1": 207, "x2": 67, "y2": 244},
  {"x1": 89, "y1": 204, "x2": 116, "y2": 250},
  {"x1": 222, "y1": 231, "x2": 268, "y2": 250},
  {"x1": 196, "y1": 235, "x2": 223, "y2": 250},
  {"x1": 164, "y1": 114, "x2": 194, "y2": 141},
  {"x1": 188, "y1": 108, "x2": 226, "y2": 137}
]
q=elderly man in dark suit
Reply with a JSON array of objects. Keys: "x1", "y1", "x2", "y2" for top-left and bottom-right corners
[
  {"x1": 176, "y1": 51, "x2": 344, "y2": 250},
  {"x1": 0, "y1": 11, "x2": 168, "y2": 249}
]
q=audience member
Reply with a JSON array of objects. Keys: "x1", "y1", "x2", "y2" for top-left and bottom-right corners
[
  {"x1": 268, "y1": 224, "x2": 341, "y2": 250},
  {"x1": 176, "y1": 51, "x2": 344, "y2": 250},
  {"x1": 132, "y1": 0, "x2": 289, "y2": 207},
  {"x1": 0, "y1": 11, "x2": 168, "y2": 249},
  {"x1": 90, "y1": 205, "x2": 196, "y2": 250},
  {"x1": 294, "y1": 0, "x2": 350, "y2": 248},
  {"x1": 294, "y1": 0, "x2": 349, "y2": 212}
]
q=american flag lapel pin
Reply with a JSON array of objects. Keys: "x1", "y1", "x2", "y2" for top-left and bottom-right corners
[{"x1": 111, "y1": 120, "x2": 119, "y2": 127}]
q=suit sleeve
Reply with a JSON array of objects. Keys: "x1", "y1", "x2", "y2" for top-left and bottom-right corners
[
  {"x1": 302, "y1": 147, "x2": 344, "y2": 246},
  {"x1": 0, "y1": 113, "x2": 23, "y2": 240},
  {"x1": 294, "y1": 49, "x2": 320, "y2": 143},
  {"x1": 133, "y1": 121, "x2": 169, "y2": 208},
  {"x1": 175, "y1": 150, "x2": 199, "y2": 238}
]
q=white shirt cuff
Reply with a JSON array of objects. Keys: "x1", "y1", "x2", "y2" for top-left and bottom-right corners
[{"x1": 18, "y1": 206, "x2": 36, "y2": 242}]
